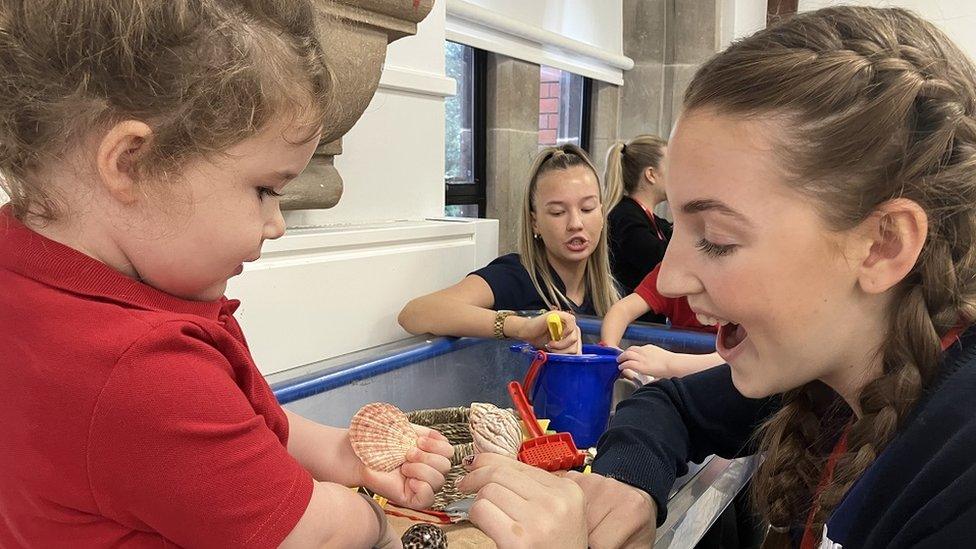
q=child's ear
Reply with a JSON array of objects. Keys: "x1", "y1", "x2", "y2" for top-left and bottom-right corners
[
  {"x1": 95, "y1": 120, "x2": 153, "y2": 204},
  {"x1": 855, "y1": 198, "x2": 928, "y2": 294}
]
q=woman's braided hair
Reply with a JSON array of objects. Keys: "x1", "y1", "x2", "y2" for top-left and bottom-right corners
[{"x1": 683, "y1": 6, "x2": 976, "y2": 536}]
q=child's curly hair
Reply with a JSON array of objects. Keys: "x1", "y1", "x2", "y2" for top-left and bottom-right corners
[{"x1": 0, "y1": 0, "x2": 333, "y2": 220}]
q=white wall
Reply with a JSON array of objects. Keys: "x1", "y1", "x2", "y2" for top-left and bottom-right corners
[
  {"x1": 287, "y1": 0, "x2": 453, "y2": 227},
  {"x1": 733, "y1": 0, "x2": 767, "y2": 39},
  {"x1": 720, "y1": 0, "x2": 768, "y2": 50},
  {"x1": 228, "y1": 217, "x2": 498, "y2": 375},
  {"x1": 799, "y1": 0, "x2": 976, "y2": 64},
  {"x1": 228, "y1": 0, "x2": 502, "y2": 376}
]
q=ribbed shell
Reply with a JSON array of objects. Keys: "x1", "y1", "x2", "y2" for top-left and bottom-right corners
[
  {"x1": 349, "y1": 403, "x2": 418, "y2": 472},
  {"x1": 468, "y1": 402, "x2": 521, "y2": 458}
]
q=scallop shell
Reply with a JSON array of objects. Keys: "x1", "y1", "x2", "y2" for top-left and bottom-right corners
[
  {"x1": 401, "y1": 523, "x2": 447, "y2": 549},
  {"x1": 468, "y1": 402, "x2": 521, "y2": 458},
  {"x1": 349, "y1": 403, "x2": 418, "y2": 472}
]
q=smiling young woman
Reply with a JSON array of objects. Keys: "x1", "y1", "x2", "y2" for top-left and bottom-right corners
[
  {"x1": 588, "y1": 6, "x2": 976, "y2": 548},
  {"x1": 449, "y1": 6, "x2": 976, "y2": 549}
]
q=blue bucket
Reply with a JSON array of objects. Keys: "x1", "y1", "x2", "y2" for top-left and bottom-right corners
[{"x1": 510, "y1": 344, "x2": 621, "y2": 448}]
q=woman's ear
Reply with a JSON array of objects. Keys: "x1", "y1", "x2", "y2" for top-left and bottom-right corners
[
  {"x1": 95, "y1": 120, "x2": 153, "y2": 204},
  {"x1": 855, "y1": 198, "x2": 928, "y2": 294},
  {"x1": 643, "y1": 166, "x2": 657, "y2": 186}
]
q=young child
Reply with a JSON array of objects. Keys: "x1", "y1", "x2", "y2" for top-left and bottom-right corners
[
  {"x1": 463, "y1": 7, "x2": 976, "y2": 548},
  {"x1": 601, "y1": 263, "x2": 724, "y2": 379},
  {"x1": 0, "y1": 2, "x2": 451, "y2": 547}
]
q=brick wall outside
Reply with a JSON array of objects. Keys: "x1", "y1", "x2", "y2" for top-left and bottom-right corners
[{"x1": 539, "y1": 66, "x2": 562, "y2": 146}]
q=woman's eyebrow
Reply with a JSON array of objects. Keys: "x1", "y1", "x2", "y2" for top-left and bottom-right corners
[
  {"x1": 544, "y1": 195, "x2": 598, "y2": 207},
  {"x1": 680, "y1": 198, "x2": 753, "y2": 227}
]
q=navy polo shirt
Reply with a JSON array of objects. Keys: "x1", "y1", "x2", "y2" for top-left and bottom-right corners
[
  {"x1": 593, "y1": 326, "x2": 976, "y2": 548},
  {"x1": 471, "y1": 253, "x2": 596, "y2": 316}
]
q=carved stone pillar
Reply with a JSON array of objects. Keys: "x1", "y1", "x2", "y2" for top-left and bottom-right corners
[
  {"x1": 663, "y1": 0, "x2": 722, "y2": 133},
  {"x1": 619, "y1": 0, "x2": 668, "y2": 140},
  {"x1": 282, "y1": 0, "x2": 435, "y2": 210},
  {"x1": 589, "y1": 80, "x2": 620, "y2": 179},
  {"x1": 485, "y1": 54, "x2": 541, "y2": 255},
  {"x1": 618, "y1": 0, "x2": 724, "y2": 137}
]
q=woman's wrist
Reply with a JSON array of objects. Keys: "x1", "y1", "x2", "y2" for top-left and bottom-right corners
[{"x1": 503, "y1": 314, "x2": 525, "y2": 340}]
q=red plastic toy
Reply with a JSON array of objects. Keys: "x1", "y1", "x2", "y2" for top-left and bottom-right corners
[{"x1": 507, "y1": 380, "x2": 587, "y2": 471}]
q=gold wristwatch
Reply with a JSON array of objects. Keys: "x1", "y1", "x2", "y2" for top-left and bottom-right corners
[{"x1": 493, "y1": 310, "x2": 516, "y2": 339}]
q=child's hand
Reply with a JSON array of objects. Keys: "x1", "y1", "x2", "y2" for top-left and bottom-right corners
[
  {"x1": 512, "y1": 310, "x2": 582, "y2": 355},
  {"x1": 359, "y1": 425, "x2": 453, "y2": 510},
  {"x1": 617, "y1": 344, "x2": 677, "y2": 379}
]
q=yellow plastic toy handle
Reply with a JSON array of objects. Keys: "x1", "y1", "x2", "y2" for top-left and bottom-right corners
[{"x1": 546, "y1": 312, "x2": 563, "y2": 341}]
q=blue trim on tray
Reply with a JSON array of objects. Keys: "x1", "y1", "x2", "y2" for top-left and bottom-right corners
[
  {"x1": 272, "y1": 337, "x2": 483, "y2": 404},
  {"x1": 272, "y1": 320, "x2": 716, "y2": 404},
  {"x1": 575, "y1": 317, "x2": 716, "y2": 351}
]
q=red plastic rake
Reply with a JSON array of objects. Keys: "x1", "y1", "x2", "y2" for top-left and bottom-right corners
[{"x1": 507, "y1": 380, "x2": 586, "y2": 471}]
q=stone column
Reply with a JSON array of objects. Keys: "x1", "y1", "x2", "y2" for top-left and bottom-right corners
[
  {"x1": 282, "y1": 0, "x2": 435, "y2": 211},
  {"x1": 618, "y1": 0, "x2": 725, "y2": 140},
  {"x1": 589, "y1": 80, "x2": 621, "y2": 179},
  {"x1": 618, "y1": 0, "x2": 669, "y2": 141},
  {"x1": 485, "y1": 54, "x2": 540, "y2": 255},
  {"x1": 662, "y1": 0, "x2": 722, "y2": 133}
]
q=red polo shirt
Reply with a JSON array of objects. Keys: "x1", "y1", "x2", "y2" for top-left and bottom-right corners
[
  {"x1": 634, "y1": 264, "x2": 716, "y2": 333},
  {"x1": 0, "y1": 206, "x2": 312, "y2": 547}
]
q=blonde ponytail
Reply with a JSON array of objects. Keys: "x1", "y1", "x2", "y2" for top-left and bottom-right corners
[
  {"x1": 603, "y1": 142, "x2": 627, "y2": 211},
  {"x1": 602, "y1": 135, "x2": 667, "y2": 213}
]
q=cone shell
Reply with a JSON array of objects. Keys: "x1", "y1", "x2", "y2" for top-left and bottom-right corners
[
  {"x1": 468, "y1": 402, "x2": 521, "y2": 458},
  {"x1": 349, "y1": 403, "x2": 419, "y2": 472},
  {"x1": 401, "y1": 523, "x2": 447, "y2": 549}
]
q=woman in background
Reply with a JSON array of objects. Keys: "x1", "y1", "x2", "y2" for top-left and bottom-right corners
[
  {"x1": 399, "y1": 144, "x2": 619, "y2": 353},
  {"x1": 604, "y1": 135, "x2": 670, "y2": 299}
]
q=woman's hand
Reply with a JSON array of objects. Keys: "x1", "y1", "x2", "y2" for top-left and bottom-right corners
[
  {"x1": 617, "y1": 344, "x2": 677, "y2": 379},
  {"x1": 457, "y1": 453, "x2": 587, "y2": 549},
  {"x1": 562, "y1": 471, "x2": 657, "y2": 548},
  {"x1": 359, "y1": 425, "x2": 453, "y2": 510},
  {"x1": 509, "y1": 310, "x2": 582, "y2": 354}
]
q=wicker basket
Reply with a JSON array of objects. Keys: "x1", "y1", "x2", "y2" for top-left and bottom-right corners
[{"x1": 406, "y1": 405, "x2": 508, "y2": 511}]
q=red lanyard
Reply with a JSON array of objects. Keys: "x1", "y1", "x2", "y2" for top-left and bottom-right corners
[
  {"x1": 799, "y1": 324, "x2": 967, "y2": 548},
  {"x1": 800, "y1": 426, "x2": 849, "y2": 549},
  {"x1": 940, "y1": 324, "x2": 963, "y2": 350},
  {"x1": 630, "y1": 197, "x2": 666, "y2": 242}
]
